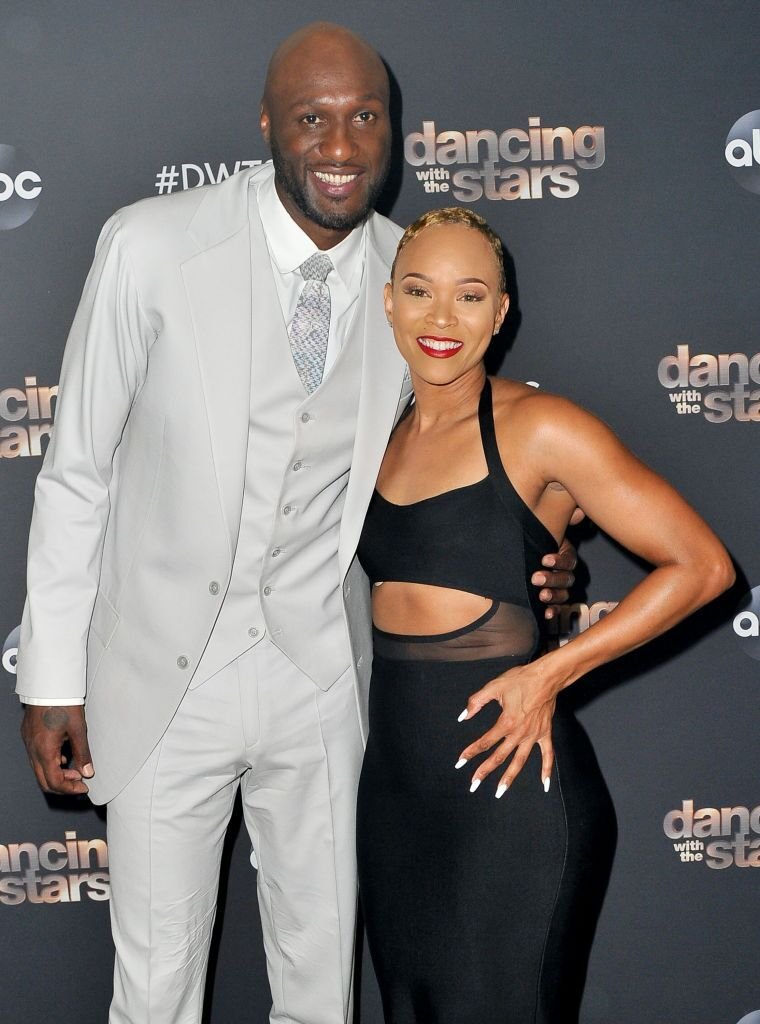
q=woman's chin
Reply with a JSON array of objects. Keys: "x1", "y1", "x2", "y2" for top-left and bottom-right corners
[{"x1": 408, "y1": 358, "x2": 486, "y2": 389}]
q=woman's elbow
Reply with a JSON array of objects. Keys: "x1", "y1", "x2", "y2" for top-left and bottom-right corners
[{"x1": 701, "y1": 549, "x2": 736, "y2": 602}]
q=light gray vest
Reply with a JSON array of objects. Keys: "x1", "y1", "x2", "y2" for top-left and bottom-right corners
[{"x1": 193, "y1": 188, "x2": 363, "y2": 689}]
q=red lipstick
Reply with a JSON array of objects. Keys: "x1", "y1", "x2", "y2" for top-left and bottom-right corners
[{"x1": 416, "y1": 335, "x2": 464, "y2": 359}]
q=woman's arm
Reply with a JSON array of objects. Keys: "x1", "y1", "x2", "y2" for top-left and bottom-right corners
[{"x1": 457, "y1": 395, "x2": 735, "y2": 794}]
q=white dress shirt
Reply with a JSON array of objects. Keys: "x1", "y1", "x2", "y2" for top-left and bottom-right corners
[{"x1": 257, "y1": 171, "x2": 366, "y2": 379}]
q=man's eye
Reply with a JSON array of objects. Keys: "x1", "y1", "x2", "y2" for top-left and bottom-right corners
[
  {"x1": 302, "y1": 114, "x2": 322, "y2": 125},
  {"x1": 355, "y1": 111, "x2": 376, "y2": 123}
]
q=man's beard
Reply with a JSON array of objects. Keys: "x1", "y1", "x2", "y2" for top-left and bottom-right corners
[{"x1": 270, "y1": 136, "x2": 388, "y2": 232}]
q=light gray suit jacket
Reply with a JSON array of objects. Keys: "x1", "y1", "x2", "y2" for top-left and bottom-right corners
[{"x1": 17, "y1": 163, "x2": 409, "y2": 804}]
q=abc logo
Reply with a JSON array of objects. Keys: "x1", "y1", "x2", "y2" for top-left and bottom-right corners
[
  {"x1": 725, "y1": 110, "x2": 760, "y2": 196},
  {"x1": 736, "y1": 1013, "x2": 760, "y2": 1024},
  {"x1": 0, "y1": 144, "x2": 42, "y2": 230},
  {"x1": 732, "y1": 587, "x2": 760, "y2": 661},
  {"x1": 2, "y1": 624, "x2": 20, "y2": 676}
]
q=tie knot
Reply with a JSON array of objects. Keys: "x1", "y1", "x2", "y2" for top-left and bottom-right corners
[{"x1": 299, "y1": 253, "x2": 333, "y2": 283}]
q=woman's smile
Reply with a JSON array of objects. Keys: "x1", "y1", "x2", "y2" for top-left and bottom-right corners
[{"x1": 416, "y1": 335, "x2": 464, "y2": 358}]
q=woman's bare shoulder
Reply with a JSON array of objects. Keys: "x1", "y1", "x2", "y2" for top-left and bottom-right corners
[
  {"x1": 493, "y1": 374, "x2": 626, "y2": 468},
  {"x1": 489, "y1": 376, "x2": 591, "y2": 435}
]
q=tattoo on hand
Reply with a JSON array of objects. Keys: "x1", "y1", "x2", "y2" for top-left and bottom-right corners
[{"x1": 42, "y1": 708, "x2": 69, "y2": 731}]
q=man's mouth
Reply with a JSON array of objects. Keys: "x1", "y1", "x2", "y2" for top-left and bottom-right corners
[
  {"x1": 416, "y1": 336, "x2": 464, "y2": 358},
  {"x1": 311, "y1": 170, "x2": 361, "y2": 197},
  {"x1": 313, "y1": 171, "x2": 358, "y2": 185}
]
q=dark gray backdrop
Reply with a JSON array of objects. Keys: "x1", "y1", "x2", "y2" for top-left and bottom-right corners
[{"x1": 1, "y1": 2, "x2": 758, "y2": 1022}]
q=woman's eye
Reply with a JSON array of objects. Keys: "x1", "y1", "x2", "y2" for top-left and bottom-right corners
[
  {"x1": 461, "y1": 292, "x2": 483, "y2": 302},
  {"x1": 404, "y1": 286, "x2": 429, "y2": 298}
]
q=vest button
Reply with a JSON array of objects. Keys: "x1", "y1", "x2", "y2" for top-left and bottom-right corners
[
  {"x1": 301, "y1": 412, "x2": 311, "y2": 423},
  {"x1": 293, "y1": 461, "x2": 303, "y2": 472},
  {"x1": 271, "y1": 548, "x2": 281, "y2": 558},
  {"x1": 263, "y1": 585, "x2": 272, "y2": 597},
  {"x1": 177, "y1": 656, "x2": 189, "y2": 669},
  {"x1": 208, "y1": 581, "x2": 220, "y2": 595},
  {"x1": 248, "y1": 627, "x2": 259, "y2": 639},
  {"x1": 282, "y1": 505, "x2": 293, "y2": 515}
]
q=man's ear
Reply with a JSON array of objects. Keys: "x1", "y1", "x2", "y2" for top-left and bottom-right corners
[{"x1": 260, "y1": 103, "x2": 271, "y2": 144}]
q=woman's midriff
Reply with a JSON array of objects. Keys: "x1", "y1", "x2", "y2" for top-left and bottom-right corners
[{"x1": 371, "y1": 581, "x2": 494, "y2": 636}]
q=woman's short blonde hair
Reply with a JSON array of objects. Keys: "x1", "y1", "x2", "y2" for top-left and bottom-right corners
[{"x1": 390, "y1": 206, "x2": 507, "y2": 294}]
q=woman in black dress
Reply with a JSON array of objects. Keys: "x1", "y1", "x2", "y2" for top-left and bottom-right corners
[{"x1": 355, "y1": 207, "x2": 733, "y2": 1024}]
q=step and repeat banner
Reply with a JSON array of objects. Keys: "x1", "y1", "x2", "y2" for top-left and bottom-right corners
[{"x1": 1, "y1": 2, "x2": 758, "y2": 1022}]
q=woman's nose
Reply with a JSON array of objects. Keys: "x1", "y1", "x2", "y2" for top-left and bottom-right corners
[{"x1": 426, "y1": 302, "x2": 456, "y2": 328}]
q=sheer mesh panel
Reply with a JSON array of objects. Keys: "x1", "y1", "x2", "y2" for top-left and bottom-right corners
[{"x1": 373, "y1": 600, "x2": 538, "y2": 662}]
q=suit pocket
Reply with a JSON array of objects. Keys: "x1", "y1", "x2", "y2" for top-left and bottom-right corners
[
  {"x1": 104, "y1": 408, "x2": 165, "y2": 598},
  {"x1": 86, "y1": 591, "x2": 120, "y2": 693},
  {"x1": 89, "y1": 590, "x2": 120, "y2": 647}
]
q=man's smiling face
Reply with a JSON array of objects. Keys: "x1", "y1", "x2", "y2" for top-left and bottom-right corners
[{"x1": 261, "y1": 26, "x2": 391, "y2": 249}]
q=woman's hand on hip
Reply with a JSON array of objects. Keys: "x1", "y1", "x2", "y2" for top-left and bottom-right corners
[{"x1": 455, "y1": 663, "x2": 558, "y2": 796}]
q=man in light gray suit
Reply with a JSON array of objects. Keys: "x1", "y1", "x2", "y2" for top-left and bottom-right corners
[{"x1": 17, "y1": 22, "x2": 574, "y2": 1024}]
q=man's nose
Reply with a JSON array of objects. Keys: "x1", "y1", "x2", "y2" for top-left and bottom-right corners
[{"x1": 319, "y1": 119, "x2": 358, "y2": 164}]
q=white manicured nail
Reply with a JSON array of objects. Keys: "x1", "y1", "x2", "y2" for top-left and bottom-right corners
[
  {"x1": 469, "y1": 778, "x2": 481, "y2": 793},
  {"x1": 457, "y1": 708, "x2": 469, "y2": 722},
  {"x1": 543, "y1": 777, "x2": 551, "y2": 793},
  {"x1": 454, "y1": 758, "x2": 468, "y2": 770},
  {"x1": 495, "y1": 783, "x2": 508, "y2": 799}
]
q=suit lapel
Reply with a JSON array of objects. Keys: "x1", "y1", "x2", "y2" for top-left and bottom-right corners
[
  {"x1": 339, "y1": 216, "x2": 408, "y2": 578},
  {"x1": 180, "y1": 169, "x2": 408, "y2": 576},
  {"x1": 180, "y1": 170, "x2": 265, "y2": 557}
]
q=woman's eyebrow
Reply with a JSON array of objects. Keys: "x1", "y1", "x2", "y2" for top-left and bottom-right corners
[{"x1": 401, "y1": 272, "x2": 489, "y2": 286}]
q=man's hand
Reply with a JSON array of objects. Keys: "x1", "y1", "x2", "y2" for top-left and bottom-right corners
[
  {"x1": 532, "y1": 535, "x2": 579, "y2": 619},
  {"x1": 21, "y1": 705, "x2": 93, "y2": 796}
]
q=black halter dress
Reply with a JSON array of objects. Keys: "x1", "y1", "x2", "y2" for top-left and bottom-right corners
[{"x1": 356, "y1": 379, "x2": 615, "y2": 1024}]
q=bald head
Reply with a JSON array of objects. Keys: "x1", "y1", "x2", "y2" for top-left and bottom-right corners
[
  {"x1": 260, "y1": 23, "x2": 392, "y2": 249},
  {"x1": 263, "y1": 22, "x2": 389, "y2": 108}
]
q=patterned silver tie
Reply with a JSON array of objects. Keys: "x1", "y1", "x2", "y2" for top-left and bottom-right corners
[{"x1": 288, "y1": 253, "x2": 333, "y2": 394}]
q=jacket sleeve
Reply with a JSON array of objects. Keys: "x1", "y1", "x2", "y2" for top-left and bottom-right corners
[{"x1": 16, "y1": 212, "x2": 157, "y2": 702}]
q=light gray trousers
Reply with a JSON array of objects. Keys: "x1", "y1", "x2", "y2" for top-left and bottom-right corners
[{"x1": 106, "y1": 637, "x2": 363, "y2": 1023}]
